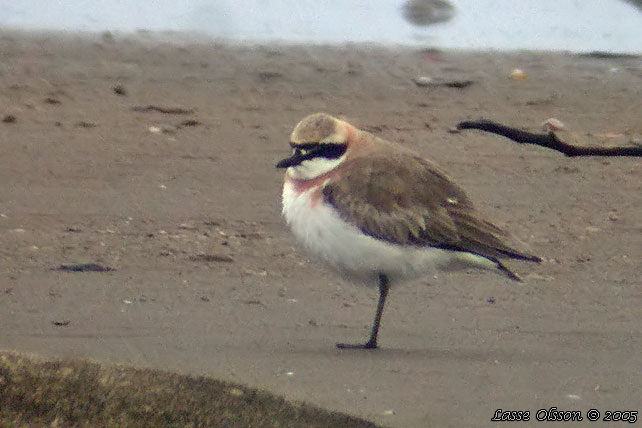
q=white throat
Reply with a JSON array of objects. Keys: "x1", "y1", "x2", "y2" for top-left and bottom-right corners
[{"x1": 286, "y1": 155, "x2": 346, "y2": 180}]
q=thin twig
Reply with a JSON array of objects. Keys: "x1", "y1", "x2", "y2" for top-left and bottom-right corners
[{"x1": 457, "y1": 119, "x2": 642, "y2": 157}]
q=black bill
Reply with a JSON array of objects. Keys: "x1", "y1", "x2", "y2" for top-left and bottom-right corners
[{"x1": 276, "y1": 153, "x2": 305, "y2": 169}]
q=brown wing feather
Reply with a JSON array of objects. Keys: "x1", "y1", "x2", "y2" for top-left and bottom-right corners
[{"x1": 322, "y1": 154, "x2": 540, "y2": 262}]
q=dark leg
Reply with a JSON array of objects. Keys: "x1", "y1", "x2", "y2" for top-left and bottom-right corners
[{"x1": 337, "y1": 274, "x2": 389, "y2": 350}]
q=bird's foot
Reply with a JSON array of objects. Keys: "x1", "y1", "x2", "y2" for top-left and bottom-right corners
[{"x1": 336, "y1": 340, "x2": 378, "y2": 350}]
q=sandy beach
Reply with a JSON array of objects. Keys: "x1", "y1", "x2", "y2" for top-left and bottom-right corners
[{"x1": 1, "y1": 30, "x2": 641, "y2": 427}]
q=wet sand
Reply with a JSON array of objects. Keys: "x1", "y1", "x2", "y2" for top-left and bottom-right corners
[{"x1": 1, "y1": 30, "x2": 641, "y2": 427}]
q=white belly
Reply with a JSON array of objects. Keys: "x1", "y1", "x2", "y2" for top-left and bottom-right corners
[{"x1": 281, "y1": 182, "x2": 493, "y2": 284}]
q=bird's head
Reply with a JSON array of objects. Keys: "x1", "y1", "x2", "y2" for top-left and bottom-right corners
[{"x1": 276, "y1": 113, "x2": 353, "y2": 180}]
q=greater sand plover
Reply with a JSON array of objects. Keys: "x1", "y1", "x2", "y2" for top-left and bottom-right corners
[{"x1": 277, "y1": 113, "x2": 541, "y2": 349}]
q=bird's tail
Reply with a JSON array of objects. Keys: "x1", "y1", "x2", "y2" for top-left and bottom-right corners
[
  {"x1": 494, "y1": 259, "x2": 524, "y2": 281},
  {"x1": 496, "y1": 248, "x2": 542, "y2": 263}
]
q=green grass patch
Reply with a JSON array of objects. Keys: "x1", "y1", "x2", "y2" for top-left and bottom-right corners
[{"x1": 0, "y1": 351, "x2": 383, "y2": 428}]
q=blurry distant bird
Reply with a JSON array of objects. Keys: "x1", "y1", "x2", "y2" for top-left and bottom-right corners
[{"x1": 402, "y1": 0, "x2": 455, "y2": 27}]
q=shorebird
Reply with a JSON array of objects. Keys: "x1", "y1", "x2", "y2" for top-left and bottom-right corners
[{"x1": 276, "y1": 113, "x2": 541, "y2": 349}]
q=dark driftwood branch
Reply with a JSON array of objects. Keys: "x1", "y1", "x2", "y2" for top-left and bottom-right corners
[{"x1": 456, "y1": 119, "x2": 642, "y2": 157}]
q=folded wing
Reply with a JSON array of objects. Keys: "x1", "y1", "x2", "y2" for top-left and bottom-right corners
[{"x1": 322, "y1": 154, "x2": 540, "y2": 262}]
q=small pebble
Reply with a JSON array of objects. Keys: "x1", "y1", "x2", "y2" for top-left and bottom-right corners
[
  {"x1": 102, "y1": 31, "x2": 114, "y2": 42},
  {"x1": 179, "y1": 119, "x2": 201, "y2": 127},
  {"x1": 510, "y1": 68, "x2": 528, "y2": 80},
  {"x1": 542, "y1": 117, "x2": 565, "y2": 132},
  {"x1": 75, "y1": 120, "x2": 97, "y2": 128},
  {"x1": 228, "y1": 388, "x2": 244, "y2": 396},
  {"x1": 113, "y1": 84, "x2": 127, "y2": 96},
  {"x1": 413, "y1": 76, "x2": 433, "y2": 87}
]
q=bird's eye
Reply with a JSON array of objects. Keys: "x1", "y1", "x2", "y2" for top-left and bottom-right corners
[{"x1": 293, "y1": 148, "x2": 307, "y2": 156}]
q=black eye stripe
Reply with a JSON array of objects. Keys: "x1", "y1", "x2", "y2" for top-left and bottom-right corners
[
  {"x1": 297, "y1": 143, "x2": 347, "y2": 160},
  {"x1": 290, "y1": 143, "x2": 347, "y2": 160},
  {"x1": 316, "y1": 144, "x2": 347, "y2": 159}
]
